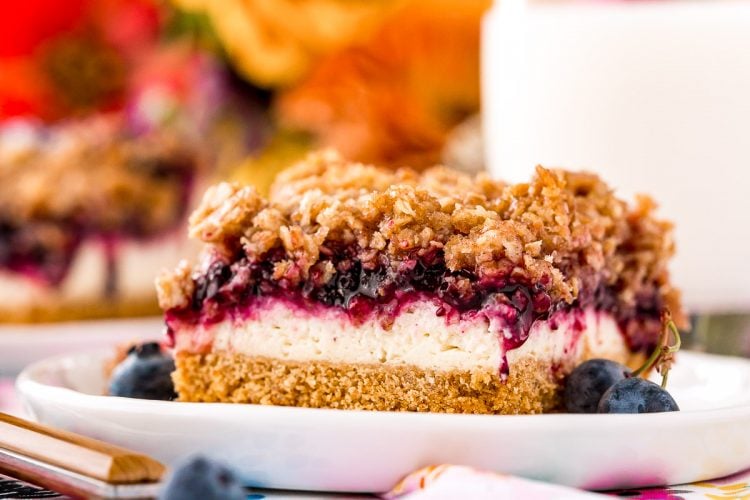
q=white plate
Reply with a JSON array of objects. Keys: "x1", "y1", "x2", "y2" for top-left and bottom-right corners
[
  {"x1": 16, "y1": 351, "x2": 750, "y2": 493},
  {"x1": 0, "y1": 318, "x2": 163, "y2": 375}
]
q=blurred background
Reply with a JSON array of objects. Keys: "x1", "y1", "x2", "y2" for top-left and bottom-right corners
[
  {"x1": 0, "y1": 0, "x2": 748, "y2": 357},
  {"x1": 0, "y1": 0, "x2": 488, "y2": 176}
]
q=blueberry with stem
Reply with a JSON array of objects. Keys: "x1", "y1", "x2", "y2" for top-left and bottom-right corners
[
  {"x1": 597, "y1": 311, "x2": 682, "y2": 414},
  {"x1": 563, "y1": 309, "x2": 683, "y2": 414}
]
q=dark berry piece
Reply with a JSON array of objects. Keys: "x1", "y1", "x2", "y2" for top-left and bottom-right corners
[
  {"x1": 192, "y1": 261, "x2": 232, "y2": 308},
  {"x1": 564, "y1": 359, "x2": 631, "y2": 413},
  {"x1": 127, "y1": 341, "x2": 161, "y2": 357},
  {"x1": 109, "y1": 342, "x2": 176, "y2": 400},
  {"x1": 597, "y1": 377, "x2": 679, "y2": 414},
  {"x1": 159, "y1": 455, "x2": 246, "y2": 500}
]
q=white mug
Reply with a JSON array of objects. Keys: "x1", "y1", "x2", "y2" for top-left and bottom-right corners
[{"x1": 483, "y1": 0, "x2": 750, "y2": 312}]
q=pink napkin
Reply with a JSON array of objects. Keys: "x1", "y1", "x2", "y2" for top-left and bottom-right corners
[
  {"x1": 384, "y1": 465, "x2": 750, "y2": 500},
  {"x1": 384, "y1": 465, "x2": 605, "y2": 499}
]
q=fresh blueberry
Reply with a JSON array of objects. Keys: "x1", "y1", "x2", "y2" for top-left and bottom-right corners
[
  {"x1": 597, "y1": 377, "x2": 679, "y2": 413},
  {"x1": 159, "y1": 455, "x2": 246, "y2": 500},
  {"x1": 563, "y1": 359, "x2": 631, "y2": 413},
  {"x1": 109, "y1": 342, "x2": 176, "y2": 400}
]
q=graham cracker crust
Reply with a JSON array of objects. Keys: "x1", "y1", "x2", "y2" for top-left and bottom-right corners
[
  {"x1": 174, "y1": 351, "x2": 568, "y2": 414},
  {"x1": 0, "y1": 297, "x2": 159, "y2": 323}
]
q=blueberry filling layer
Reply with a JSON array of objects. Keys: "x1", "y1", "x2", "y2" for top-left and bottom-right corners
[
  {"x1": 0, "y1": 220, "x2": 81, "y2": 285},
  {"x1": 165, "y1": 247, "x2": 663, "y2": 363}
]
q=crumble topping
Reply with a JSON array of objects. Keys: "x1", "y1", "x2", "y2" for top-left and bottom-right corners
[
  {"x1": 156, "y1": 259, "x2": 195, "y2": 311},
  {"x1": 162, "y1": 150, "x2": 682, "y2": 325},
  {"x1": 188, "y1": 182, "x2": 266, "y2": 245}
]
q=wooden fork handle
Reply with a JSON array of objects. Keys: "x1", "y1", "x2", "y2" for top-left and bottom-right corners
[{"x1": 0, "y1": 412, "x2": 164, "y2": 484}]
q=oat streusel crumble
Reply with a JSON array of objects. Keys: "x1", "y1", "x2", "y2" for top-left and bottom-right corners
[{"x1": 159, "y1": 150, "x2": 683, "y2": 414}]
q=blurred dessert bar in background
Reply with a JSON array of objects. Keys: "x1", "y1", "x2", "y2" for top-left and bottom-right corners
[
  {"x1": 0, "y1": 0, "x2": 268, "y2": 322},
  {"x1": 0, "y1": 116, "x2": 200, "y2": 322}
]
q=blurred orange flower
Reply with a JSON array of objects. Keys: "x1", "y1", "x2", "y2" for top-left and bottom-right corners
[
  {"x1": 175, "y1": 0, "x2": 489, "y2": 167},
  {"x1": 172, "y1": 0, "x2": 403, "y2": 87},
  {"x1": 275, "y1": 0, "x2": 491, "y2": 167}
]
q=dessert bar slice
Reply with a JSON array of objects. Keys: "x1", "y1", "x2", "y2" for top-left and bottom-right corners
[{"x1": 158, "y1": 151, "x2": 683, "y2": 414}]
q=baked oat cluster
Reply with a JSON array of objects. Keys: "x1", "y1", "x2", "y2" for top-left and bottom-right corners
[{"x1": 160, "y1": 150, "x2": 683, "y2": 327}]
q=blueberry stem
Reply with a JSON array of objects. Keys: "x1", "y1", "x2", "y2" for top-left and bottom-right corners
[
  {"x1": 630, "y1": 310, "x2": 682, "y2": 389},
  {"x1": 658, "y1": 315, "x2": 682, "y2": 388}
]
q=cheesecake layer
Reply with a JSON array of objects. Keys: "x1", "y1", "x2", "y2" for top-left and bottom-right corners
[{"x1": 174, "y1": 302, "x2": 628, "y2": 375}]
